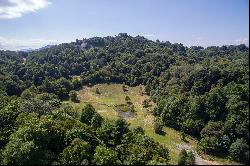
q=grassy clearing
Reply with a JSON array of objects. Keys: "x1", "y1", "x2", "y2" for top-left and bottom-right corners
[
  {"x1": 64, "y1": 83, "x2": 195, "y2": 164},
  {"x1": 64, "y1": 83, "x2": 237, "y2": 165}
]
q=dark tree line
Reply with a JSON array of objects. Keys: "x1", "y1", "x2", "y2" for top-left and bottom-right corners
[{"x1": 0, "y1": 96, "x2": 169, "y2": 165}]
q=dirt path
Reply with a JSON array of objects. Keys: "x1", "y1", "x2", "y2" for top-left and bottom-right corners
[{"x1": 175, "y1": 144, "x2": 220, "y2": 165}]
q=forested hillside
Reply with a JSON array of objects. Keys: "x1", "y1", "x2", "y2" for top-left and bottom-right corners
[{"x1": 0, "y1": 33, "x2": 249, "y2": 165}]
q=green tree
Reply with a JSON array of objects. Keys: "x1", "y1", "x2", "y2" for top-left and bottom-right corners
[
  {"x1": 69, "y1": 90, "x2": 78, "y2": 102},
  {"x1": 199, "y1": 121, "x2": 224, "y2": 153},
  {"x1": 58, "y1": 138, "x2": 90, "y2": 165},
  {"x1": 178, "y1": 149, "x2": 187, "y2": 165},
  {"x1": 1, "y1": 140, "x2": 48, "y2": 165},
  {"x1": 93, "y1": 146, "x2": 121, "y2": 165},
  {"x1": 177, "y1": 149, "x2": 195, "y2": 165},
  {"x1": 72, "y1": 77, "x2": 82, "y2": 90},
  {"x1": 186, "y1": 151, "x2": 195, "y2": 165},
  {"x1": 98, "y1": 118, "x2": 129, "y2": 147},
  {"x1": 0, "y1": 101, "x2": 20, "y2": 147},
  {"x1": 123, "y1": 144, "x2": 150, "y2": 165},
  {"x1": 229, "y1": 138, "x2": 249, "y2": 163},
  {"x1": 5, "y1": 79, "x2": 21, "y2": 96},
  {"x1": 154, "y1": 121, "x2": 163, "y2": 135},
  {"x1": 181, "y1": 132, "x2": 187, "y2": 142},
  {"x1": 91, "y1": 113, "x2": 103, "y2": 128},
  {"x1": 80, "y1": 104, "x2": 96, "y2": 125}
]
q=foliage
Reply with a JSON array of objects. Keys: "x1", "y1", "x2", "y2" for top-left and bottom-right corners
[
  {"x1": 58, "y1": 138, "x2": 90, "y2": 165},
  {"x1": 80, "y1": 104, "x2": 96, "y2": 125},
  {"x1": 95, "y1": 88, "x2": 101, "y2": 94},
  {"x1": 0, "y1": 34, "x2": 248, "y2": 164},
  {"x1": 229, "y1": 138, "x2": 249, "y2": 163},
  {"x1": 177, "y1": 149, "x2": 195, "y2": 165},
  {"x1": 186, "y1": 151, "x2": 195, "y2": 165},
  {"x1": 142, "y1": 99, "x2": 150, "y2": 108},
  {"x1": 93, "y1": 146, "x2": 121, "y2": 165},
  {"x1": 154, "y1": 121, "x2": 163, "y2": 135},
  {"x1": 178, "y1": 149, "x2": 187, "y2": 165},
  {"x1": 69, "y1": 90, "x2": 78, "y2": 102}
]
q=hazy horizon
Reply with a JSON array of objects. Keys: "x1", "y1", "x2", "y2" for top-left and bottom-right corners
[
  {"x1": 1, "y1": 33, "x2": 249, "y2": 52},
  {"x1": 0, "y1": 0, "x2": 249, "y2": 50}
]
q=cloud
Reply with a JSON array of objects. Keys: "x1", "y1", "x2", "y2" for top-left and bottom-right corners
[
  {"x1": 0, "y1": 36, "x2": 63, "y2": 50},
  {"x1": 191, "y1": 36, "x2": 249, "y2": 47},
  {"x1": 0, "y1": 0, "x2": 51, "y2": 19},
  {"x1": 144, "y1": 34, "x2": 155, "y2": 37},
  {"x1": 234, "y1": 38, "x2": 249, "y2": 45}
]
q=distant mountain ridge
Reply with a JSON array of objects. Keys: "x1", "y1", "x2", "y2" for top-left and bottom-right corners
[{"x1": 19, "y1": 44, "x2": 56, "y2": 52}]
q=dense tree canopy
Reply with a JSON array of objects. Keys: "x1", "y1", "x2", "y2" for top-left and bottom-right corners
[{"x1": 0, "y1": 33, "x2": 248, "y2": 164}]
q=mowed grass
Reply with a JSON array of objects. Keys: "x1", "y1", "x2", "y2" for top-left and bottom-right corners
[
  {"x1": 64, "y1": 83, "x2": 196, "y2": 164},
  {"x1": 64, "y1": 83, "x2": 237, "y2": 165}
]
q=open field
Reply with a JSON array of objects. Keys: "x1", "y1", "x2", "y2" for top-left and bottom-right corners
[{"x1": 64, "y1": 83, "x2": 239, "y2": 165}]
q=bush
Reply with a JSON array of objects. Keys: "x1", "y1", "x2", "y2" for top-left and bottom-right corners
[
  {"x1": 95, "y1": 88, "x2": 100, "y2": 94},
  {"x1": 122, "y1": 84, "x2": 127, "y2": 92},
  {"x1": 91, "y1": 113, "x2": 103, "y2": 128},
  {"x1": 229, "y1": 138, "x2": 249, "y2": 163},
  {"x1": 177, "y1": 149, "x2": 195, "y2": 165},
  {"x1": 142, "y1": 99, "x2": 150, "y2": 108},
  {"x1": 69, "y1": 90, "x2": 78, "y2": 102},
  {"x1": 181, "y1": 132, "x2": 187, "y2": 142},
  {"x1": 125, "y1": 96, "x2": 132, "y2": 105},
  {"x1": 178, "y1": 149, "x2": 187, "y2": 165},
  {"x1": 93, "y1": 146, "x2": 121, "y2": 165},
  {"x1": 80, "y1": 104, "x2": 96, "y2": 125},
  {"x1": 154, "y1": 121, "x2": 163, "y2": 134},
  {"x1": 186, "y1": 151, "x2": 195, "y2": 165},
  {"x1": 58, "y1": 139, "x2": 90, "y2": 165}
]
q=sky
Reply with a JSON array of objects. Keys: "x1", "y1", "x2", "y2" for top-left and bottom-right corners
[{"x1": 0, "y1": 0, "x2": 249, "y2": 50}]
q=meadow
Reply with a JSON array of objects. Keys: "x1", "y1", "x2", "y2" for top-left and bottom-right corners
[{"x1": 64, "y1": 83, "x2": 239, "y2": 165}]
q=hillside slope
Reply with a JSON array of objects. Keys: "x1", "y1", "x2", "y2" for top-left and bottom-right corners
[
  {"x1": 64, "y1": 83, "x2": 240, "y2": 165},
  {"x1": 0, "y1": 34, "x2": 248, "y2": 164}
]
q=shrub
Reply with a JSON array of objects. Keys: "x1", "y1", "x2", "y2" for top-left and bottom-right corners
[
  {"x1": 177, "y1": 149, "x2": 195, "y2": 165},
  {"x1": 178, "y1": 149, "x2": 187, "y2": 165},
  {"x1": 80, "y1": 104, "x2": 96, "y2": 125},
  {"x1": 95, "y1": 88, "x2": 100, "y2": 94},
  {"x1": 69, "y1": 90, "x2": 78, "y2": 102},
  {"x1": 154, "y1": 121, "x2": 163, "y2": 134},
  {"x1": 186, "y1": 151, "x2": 195, "y2": 165},
  {"x1": 229, "y1": 138, "x2": 249, "y2": 163}
]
